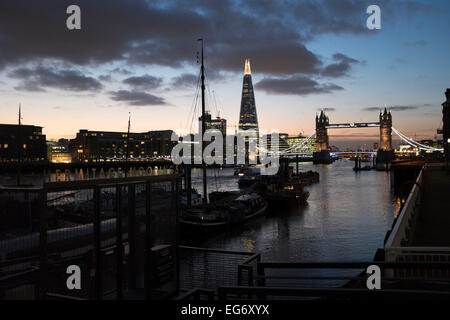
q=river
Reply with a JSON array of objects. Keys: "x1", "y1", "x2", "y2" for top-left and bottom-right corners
[{"x1": 187, "y1": 159, "x2": 400, "y2": 262}]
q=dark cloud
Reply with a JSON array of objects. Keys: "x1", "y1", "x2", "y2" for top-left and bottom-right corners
[
  {"x1": 363, "y1": 105, "x2": 421, "y2": 111},
  {"x1": 112, "y1": 68, "x2": 132, "y2": 75},
  {"x1": 0, "y1": 0, "x2": 431, "y2": 93},
  {"x1": 255, "y1": 76, "x2": 343, "y2": 96},
  {"x1": 9, "y1": 67, "x2": 102, "y2": 92},
  {"x1": 0, "y1": 0, "x2": 379, "y2": 75},
  {"x1": 321, "y1": 53, "x2": 359, "y2": 78},
  {"x1": 109, "y1": 90, "x2": 166, "y2": 106},
  {"x1": 99, "y1": 75, "x2": 112, "y2": 82},
  {"x1": 170, "y1": 73, "x2": 198, "y2": 89},
  {"x1": 123, "y1": 75, "x2": 163, "y2": 90}
]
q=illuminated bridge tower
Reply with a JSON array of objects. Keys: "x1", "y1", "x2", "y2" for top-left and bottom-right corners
[
  {"x1": 313, "y1": 110, "x2": 331, "y2": 164},
  {"x1": 379, "y1": 107, "x2": 392, "y2": 151},
  {"x1": 238, "y1": 59, "x2": 259, "y2": 163},
  {"x1": 376, "y1": 107, "x2": 394, "y2": 169}
]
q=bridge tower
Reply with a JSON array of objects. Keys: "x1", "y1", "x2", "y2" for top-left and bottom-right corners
[
  {"x1": 313, "y1": 110, "x2": 331, "y2": 164},
  {"x1": 376, "y1": 107, "x2": 394, "y2": 169},
  {"x1": 379, "y1": 107, "x2": 392, "y2": 151}
]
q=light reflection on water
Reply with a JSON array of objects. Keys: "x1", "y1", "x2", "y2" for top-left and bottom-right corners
[{"x1": 187, "y1": 160, "x2": 400, "y2": 262}]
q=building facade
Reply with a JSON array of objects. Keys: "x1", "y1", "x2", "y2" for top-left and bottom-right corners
[
  {"x1": 0, "y1": 124, "x2": 47, "y2": 162},
  {"x1": 238, "y1": 59, "x2": 259, "y2": 162},
  {"x1": 442, "y1": 89, "x2": 450, "y2": 162},
  {"x1": 285, "y1": 134, "x2": 317, "y2": 153},
  {"x1": 69, "y1": 129, "x2": 175, "y2": 162}
]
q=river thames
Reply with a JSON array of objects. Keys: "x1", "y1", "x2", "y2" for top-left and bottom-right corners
[{"x1": 187, "y1": 159, "x2": 400, "y2": 262}]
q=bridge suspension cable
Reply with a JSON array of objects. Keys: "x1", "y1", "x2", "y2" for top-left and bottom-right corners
[
  {"x1": 392, "y1": 127, "x2": 443, "y2": 152},
  {"x1": 257, "y1": 131, "x2": 316, "y2": 156}
]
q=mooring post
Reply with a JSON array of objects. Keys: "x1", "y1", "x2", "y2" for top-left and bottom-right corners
[{"x1": 115, "y1": 184, "x2": 123, "y2": 300}]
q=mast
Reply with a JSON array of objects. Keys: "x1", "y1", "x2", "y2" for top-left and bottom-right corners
[
  {"x1": 17, "y1": 104, "x2": 22, "y2": 186},
  {"x1": 126, "y1": 112, "x2": 131, "y2": 162},
  {"x1": 198, "y1": 38, "x2": 207, "y2": 203}
]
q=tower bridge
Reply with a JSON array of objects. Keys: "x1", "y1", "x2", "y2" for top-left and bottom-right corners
[{"x1": 314, "y1": 108, "x2": 393, "y2": 165}]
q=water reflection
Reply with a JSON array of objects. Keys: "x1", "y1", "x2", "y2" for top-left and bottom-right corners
[{"x1": 187, "y1": 160, "x2": 400, "y2": 262}]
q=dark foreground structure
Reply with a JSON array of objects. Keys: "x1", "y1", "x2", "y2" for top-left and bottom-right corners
[{"x1": 1, "y1": 164, "x2": 450, "y2": 300}]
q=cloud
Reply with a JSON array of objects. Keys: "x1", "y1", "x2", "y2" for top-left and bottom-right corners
[
  {"x1": 123, "y1": 75, "x2": 163, "y2": 90},
  {"x1": 170, "y1": 73, "x2": 198, "y2": 89},
  {"x1": 362, "y1": 104, "x2": 432, "y2": 112},
  {"x1": 99, "y1": 75, "x2": 112, "y2": 82},
  {"x1": 403, "y1": 40, "x2": 427, "y2": 47},
  {"x1": 255, "y1": 76, "x2": 343, "y2": 96},
  {"x1": 9, "y1": 67, "x2": 103, "y2": 92},
  {"x1": 317, "y1": 107, "x2": 336, "y2": 111},
  {"x1": 0, "y1": 0, "x2": 376, "y2": 77},
  {"x1": 321, "y1": 53, "x2": 359, "y2": 78},
  {"x1": 109, "y1": 90, "x2": 166, "y2": 106}
]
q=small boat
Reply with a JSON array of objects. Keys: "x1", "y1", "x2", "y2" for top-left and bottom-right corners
[{"x1": 180, "y1": 193, "x2": 267, "y2": 231}]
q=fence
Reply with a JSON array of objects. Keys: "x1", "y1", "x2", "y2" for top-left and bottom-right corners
[
  {"x1": 178, "y1": 246, "x2": 259, "y2": 295},
  {"x1": 0, "y1": 174, "x2": 179, "y2": 300},
  {"x1": 384, "y1": 163, "x2": 450, "y2": 282}
]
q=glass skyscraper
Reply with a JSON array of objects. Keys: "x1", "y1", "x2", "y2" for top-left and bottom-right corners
[
  {"x1": 238, "y1": 59, "x2": 259, "y2": 134},
  {"x1": 238, "y1": 59, "x2": 259, "y2": 163}
]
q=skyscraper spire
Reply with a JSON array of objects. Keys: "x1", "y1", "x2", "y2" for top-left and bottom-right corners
[
  {"x1": 238, "y1": 58, "x2": 259, "y2": 163},
  {"x1": 238, "y1": 58, "x2": 258, "y2": 132},
  {"x1": 244, "y1": 58, "x2": 251, "y2": 75}
]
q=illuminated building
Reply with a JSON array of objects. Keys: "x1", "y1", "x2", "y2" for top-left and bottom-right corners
[
  {"x1": 285, "y1": 134, "x2": 317, "y2": 153},
  {"x1": 199, "y1": 111, "x2": 227, "y2": 137},
  {"x1": 260, "y1": 133, "x2": 290, "y2": 152},
  {"x1": 47, "y1": 141, "x2": 72, "y2": 163},
  {"x1": 199, "y1": 111, "x2": 227, "y2": 157},
  {"x1": 0, "y1": 124, "x2": 47, "y2": 162},
  {"x1": 69, "y1": 129, "x2": 175, "y2": 162},
  {"x1": 238, "y1": 59, "x2": 259, "y2": 162}
]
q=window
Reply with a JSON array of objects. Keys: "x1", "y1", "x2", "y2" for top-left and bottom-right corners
[{"x1": 4, "y1": 144, "x2": 8, "y2": 148}]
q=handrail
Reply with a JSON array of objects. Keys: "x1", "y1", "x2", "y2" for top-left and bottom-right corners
[
  {"x1": 179, "y1": 245, "x2": 256, "y2": 256},
  {"x1": 385, "y1": 164, "x2": 425, "y2": 247},
  {"x1": 257, "y1": 261, "x2": 450, "y2": 269},
  {"x1": 217, "y1": 285, "x2": 450, "y2": 300}
]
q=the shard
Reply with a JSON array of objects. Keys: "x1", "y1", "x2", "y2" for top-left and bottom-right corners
[{"x1": 238, "y1": 59, "x2": 259, "y2": 135}]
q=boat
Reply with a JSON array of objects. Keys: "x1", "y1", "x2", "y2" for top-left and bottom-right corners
[
  {"x1": 179, "y1": 40, "x2": 269, "y2": 232},
  {"x1": 180, "y1": 193, "x2": 268, "y2": 231}
]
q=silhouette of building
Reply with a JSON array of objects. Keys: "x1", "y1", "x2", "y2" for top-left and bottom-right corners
[
  {"x1": 69, "y1": 129, "x2": 175, "y2": 162},
  {"x1": 0, "y1": 124, "x2": 47, "y2": 162},
  {"x1": 442, "y1": 89, "x2": 450, "y2": 162}
]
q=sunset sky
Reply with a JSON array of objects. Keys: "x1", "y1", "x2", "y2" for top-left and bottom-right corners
[{"x1": 0, "y1": 0, "x2": 449, "y2": 148}]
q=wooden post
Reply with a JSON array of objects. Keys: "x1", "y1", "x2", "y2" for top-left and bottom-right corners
[
  {"x1": 38, "y1": 189, "x2": 48, "y2": 299},
  {"x1": 145, "y1": 181, "x2": 152, "y2": 299},
  {"x1": 115, "y1": 184, "x2": 123, "y2": 300},
  {"x1": 93, "y1": 186, "x2": 102, "y2": 300},
  {"x1": 128, "y1": 184, "x2": 137, "y2": 290}
]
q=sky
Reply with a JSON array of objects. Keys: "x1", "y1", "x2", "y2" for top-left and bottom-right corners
[{"x1": 0, "y1": 0, "x2": 449, "y2": 149}]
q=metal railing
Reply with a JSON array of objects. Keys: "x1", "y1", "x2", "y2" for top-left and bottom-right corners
[
  {"x1": 384, "y1": 163, "x2": 450, "y2": 282},
  {"x1": 385, "y1": 165, "x2": 424, "y2": 247},
  {"x1": 1, "y1": 174, "x2": 179, "y2": 300},
  {"x1": 178, "y1": 246, "x2": 259, "y2": 293}
]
